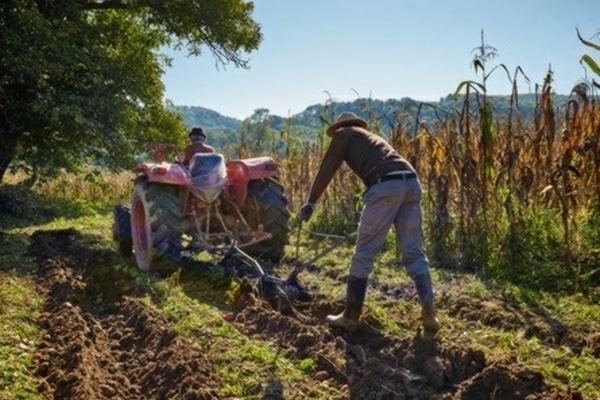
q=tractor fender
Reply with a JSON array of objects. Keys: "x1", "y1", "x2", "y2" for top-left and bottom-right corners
[
  {"x1": 133, "y1": 162, "x2": 190, "y2": 186},
  {"x1": 226, "y1": 157, "x2": 279, "y2": 205}
]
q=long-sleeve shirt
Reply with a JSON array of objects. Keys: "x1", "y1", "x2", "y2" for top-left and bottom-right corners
[{"x1": 308, "y1": 126, "x2": 413, "y2": 203}]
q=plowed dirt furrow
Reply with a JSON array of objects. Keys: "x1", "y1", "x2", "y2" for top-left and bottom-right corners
[
  {"x1": 231, "y1": 287, "x2": 582, "y2": 400},
  {"x1": 443, "y1": 294, "x2": 599, "y2": 357},
  {"x1": 30, "y1": 230, "x2": 220, "y2": 400}
]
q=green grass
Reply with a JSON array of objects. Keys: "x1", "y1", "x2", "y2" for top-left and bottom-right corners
[
  {"x1": 0, "y1": 275, "x2": 46, "y2": 400},
  {"x1": 145, "y1": 277, "x2": 341, "y2": 399},
  {"x1": 0, "y1": 191, "x2": 114, "y2": 400},
  {"x1": 97, "y1": 259, "x2": 344, "y2": 398}
]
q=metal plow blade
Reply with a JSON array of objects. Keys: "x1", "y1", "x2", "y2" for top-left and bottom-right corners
[{"x1": 231, "y1": 246, "x2": 311, "y2": 314}]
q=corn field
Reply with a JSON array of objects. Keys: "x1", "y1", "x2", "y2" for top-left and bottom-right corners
[{"x1": 277, "y1": 73, "x2": 600, "y2": 293}]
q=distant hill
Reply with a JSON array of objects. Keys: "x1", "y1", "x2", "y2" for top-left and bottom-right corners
[
  {"x1": 266, "y1": 93, "x2": 569, "y2": 131},
  {"x1": 176, "y1": 105, "x2": 242, "y2": 131},
  {"x1": 175, "y1": 93, "x2": 570, "y2": 147}
]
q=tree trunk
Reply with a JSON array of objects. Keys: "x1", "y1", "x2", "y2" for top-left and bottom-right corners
[{"x1": 0, "y1": 133, "x2": 19, "y2": 184}]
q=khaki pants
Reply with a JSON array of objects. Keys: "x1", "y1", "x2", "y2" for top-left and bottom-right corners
[{"x1": 349, "y1": 178, "x2": 429, "y2": 279}]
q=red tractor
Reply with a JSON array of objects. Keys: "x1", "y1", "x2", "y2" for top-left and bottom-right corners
[{"x1": 113, "y1": 144, "x2": 290, "y2": 272}]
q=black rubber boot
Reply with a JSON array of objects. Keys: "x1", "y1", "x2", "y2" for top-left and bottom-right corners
[
  {"x1": 414, "y1": 272, "x2": 440, "y2": 334},
  {"x1": 326, "y1": 276, "x2": 368, "y2": 331}
]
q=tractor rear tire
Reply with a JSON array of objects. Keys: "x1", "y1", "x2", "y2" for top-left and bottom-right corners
[
  {"x1": 245, "y1": 178, "x2": 290, "y2": 262},
  {"x1": 131, "y1": 177, "x2": 183, "y2": 274}
]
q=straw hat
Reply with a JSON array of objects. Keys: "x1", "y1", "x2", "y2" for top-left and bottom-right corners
[{"x1": 326, "y1": 112, "x2": 368, "y2": 137}]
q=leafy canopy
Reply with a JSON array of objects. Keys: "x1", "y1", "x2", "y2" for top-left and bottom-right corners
[{"x1": 0, "y1": 0, "x2": 261, "y2": 182}]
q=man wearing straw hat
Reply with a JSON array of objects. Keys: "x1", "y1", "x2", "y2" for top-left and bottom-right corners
[{"x1": 299, "y1": 112, "x2": 440, "y2": 334}]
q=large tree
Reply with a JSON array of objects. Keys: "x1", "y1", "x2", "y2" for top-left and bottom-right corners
[{"x1": 0, "y1": 0, "x2": 261, "y2": 182}]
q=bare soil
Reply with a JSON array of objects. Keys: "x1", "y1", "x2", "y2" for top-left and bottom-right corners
[
  {"x1": 30, "y1": 229, "x2": 220, "y2": 399},
  {"x1": 444, "y1": 293, "x2": 599, "y2": 356},
  {"x1": 229, "y1": 286, "x2": 581, "y2": 400},
  {"x1": 452, "y1": 362, "x2": 583, "y2": 400}
]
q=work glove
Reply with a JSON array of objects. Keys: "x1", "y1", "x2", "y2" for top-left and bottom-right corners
[{"x1": 299, "y1": 202, "x2": 315, "y2": 222}]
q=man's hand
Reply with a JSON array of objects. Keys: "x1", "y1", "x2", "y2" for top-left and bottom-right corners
[{"x1": 299, "y1": 202, "x2": 315, "y2": 222}]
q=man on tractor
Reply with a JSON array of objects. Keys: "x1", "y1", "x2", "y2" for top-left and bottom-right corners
[
  {"x1": 298, "y1": 112, "x2": 440, "y2": 334},
  {"x1": 183, "y1": 127, "x2": 215, "y2": 165}
]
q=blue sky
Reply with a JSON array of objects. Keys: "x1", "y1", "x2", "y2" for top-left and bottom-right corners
[{"x1": 162, "y1": 0, "x2": 600, "y2": 119}]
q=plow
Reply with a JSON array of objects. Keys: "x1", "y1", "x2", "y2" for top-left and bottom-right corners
[{"x1": 112, "y1": 144, "x2": 349, "y2": 311}]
